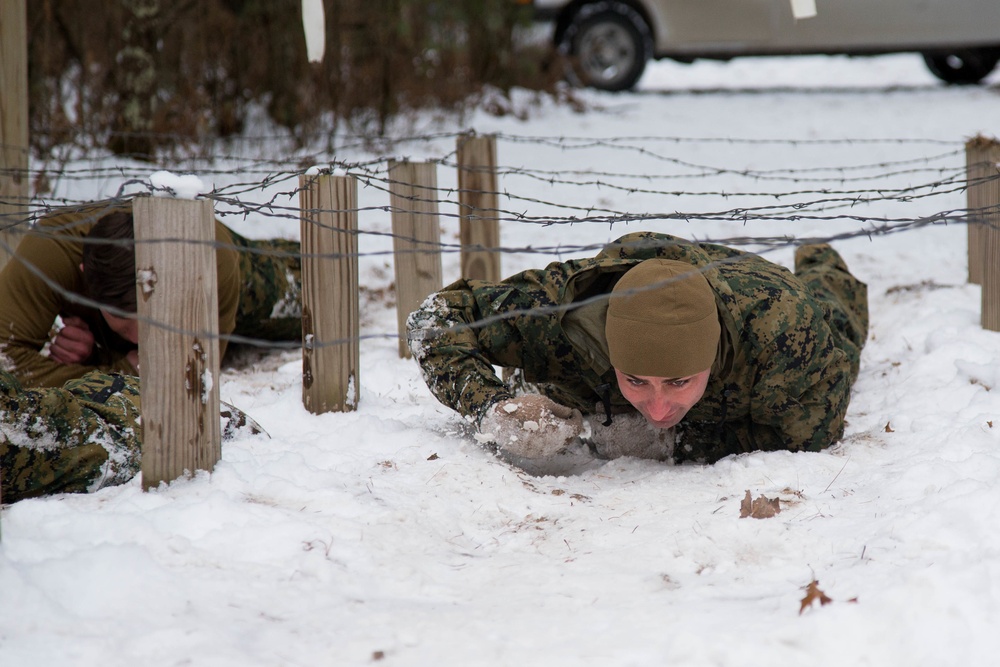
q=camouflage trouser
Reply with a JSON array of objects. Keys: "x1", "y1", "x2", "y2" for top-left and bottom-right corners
[
  {"x1": 794, "y1": 243, "x2": 869, "y2": 378},
  {"x1": 230, "y1": 232, "x2": 303, "y2": 342},
  {"x1": 0, "y1": 370, "x2": 142, "y2": 503},
  {"x1": 0, "y1": 371, "x2": 265, "y2": 503}
]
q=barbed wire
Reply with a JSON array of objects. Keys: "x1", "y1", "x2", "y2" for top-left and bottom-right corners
[{"x1": 0, "y1": 131, "x2": 995, "y2": 364}]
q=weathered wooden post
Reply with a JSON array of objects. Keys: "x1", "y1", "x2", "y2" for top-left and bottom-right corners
[
  {"x1": 0, "y1": 0, "x2": 28, "y2": 274},
  {"x1": 965, "y1": 136, "x2": 999, "y2": 286},
  {"x1": 388, "y1": 160, "x2": 443, "y2": 358},
  {"x1": 457, "y1": 133, "x2": 501, "y2": 282},
  {"x1": 970, "y1": 137, "x2": 1000, "y2": 331},
  {"x1": 299, "y1": 172, "x2": 360, "y2": 413},
  {"x1": 133, "y1": 195, "x2": 221, "y2": 489}
]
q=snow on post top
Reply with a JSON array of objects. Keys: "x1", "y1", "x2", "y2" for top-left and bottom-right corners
[
  {"x1": 304, "y1": 165, "x2": 347, "y2": 177},
  {"x1": 149, "y1": 171, "x2": 208, "y2": 199}
]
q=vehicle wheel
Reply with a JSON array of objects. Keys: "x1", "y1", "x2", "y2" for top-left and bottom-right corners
[
  {"x1": 922, "y1": 49, "x2": 1000, "y2": 85},
  {"x1": 560, "y1": 2, "x2": 653, "y2": 91}
]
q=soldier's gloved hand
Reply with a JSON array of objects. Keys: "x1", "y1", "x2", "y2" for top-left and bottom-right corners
[
  {"x1": 587, "y1": 408, "x2": 676, "y2": 461},
  {"x1": 478, "y1": 395, "x2": 584, "y2": 459}
]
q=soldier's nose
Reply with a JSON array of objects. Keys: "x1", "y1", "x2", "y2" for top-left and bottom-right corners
[{"x1": 646, "y1": 398, "x2": 674, "y2": 422}]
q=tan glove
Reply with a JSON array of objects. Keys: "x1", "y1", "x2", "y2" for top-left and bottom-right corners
[
  {"x1": 587, "y1": 409, "x2": 675, "y2": 461},
  {"x1": 478, "y1": 395, "x2": 584, "y2": 459}
]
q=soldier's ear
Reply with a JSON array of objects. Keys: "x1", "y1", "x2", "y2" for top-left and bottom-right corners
[{"x1": 79, "y1": 263, "x2": 85, "y2": 274}]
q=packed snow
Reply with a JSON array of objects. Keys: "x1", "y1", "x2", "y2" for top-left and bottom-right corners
[{"x1": 3, "y1": 54, "x2": 1000, "y2": 666}]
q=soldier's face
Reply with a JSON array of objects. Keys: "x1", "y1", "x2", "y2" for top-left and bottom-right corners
[{"x1": 614, "y1": 368, "x2": 711, "y2": 429}]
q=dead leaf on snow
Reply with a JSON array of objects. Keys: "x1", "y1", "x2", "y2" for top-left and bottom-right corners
[
  {"x1": 799, "y1": 580, "x2": 833, "y2": 614},
  {"x1": 739, "y1": 490, "x2": 781, "y2": 519},
  {"x1": 884, "y1": 422, "x2": 894, "y2": 433}
]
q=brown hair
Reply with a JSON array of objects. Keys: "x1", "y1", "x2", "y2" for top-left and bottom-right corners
[{"x1": 82, "y1": 211, "x2": 138, "y2": 313}]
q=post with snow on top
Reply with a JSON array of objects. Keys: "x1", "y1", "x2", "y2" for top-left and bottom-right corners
[
  {"x1": 299, "y1": 171, "x2": 360, "y2": 413},
  {"x1": 457, "y1": 133, "x2": 501, "y2": 282},
  {"x1": 133, "y1": 194, "x2": 222, "y2": 489},
  {"x1": 966, "y1": 136, "x2": 1000, "y2": 331}
]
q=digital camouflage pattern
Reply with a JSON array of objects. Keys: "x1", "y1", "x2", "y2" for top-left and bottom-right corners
[
  {"x1": 0, "y1": 370, "x2": 265, "y2": 503},
  {"x1": 229, "y1": 231, "x2": 303, "y2": 342},
  {"x1": 0, "y1": 370, "x2": 142, "y2": 502},
  {"x1": 407, "y1": 232, "x2": 868, "y2": 463}
]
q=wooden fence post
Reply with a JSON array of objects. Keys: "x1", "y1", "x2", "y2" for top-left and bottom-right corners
[
  {"x1": 0, "y1": 0, "x2": 28, "y2": 274},
  {"x1": 970, "y1": 137, "x2": 1000, "y2": 331},
  {"x1": 966, "y1": 137, "x2": 1000, "y2": 285},
  {"x1": 134, "y1": 196, "x2": 221, "y2": 490},
  {"x1": 389, "y1": 160, "x2": 442, "y2": 358},
  {"x1": 299, "y1": 172, "x2": 360, "y2": 413},
  {"x1": 457, "y1": 133, "x2": 501, "y2": 282}
]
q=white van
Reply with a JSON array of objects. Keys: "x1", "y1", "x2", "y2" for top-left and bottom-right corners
[{"x1": 532, "y1": 0, "x2": 1000, "y2": 90}]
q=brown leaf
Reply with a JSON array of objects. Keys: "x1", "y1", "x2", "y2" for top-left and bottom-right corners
[
  {"x1": 740, "y1": 490, "x2": 752, "y2": 517},
  {"x1": 426, "y1": 453, "x2": 439, "y2": 461},
  {"x1": 799, "y1": 580, "x2": 833, "y2": 615},
  {"x1": 739, "y1": 490, "x2": 781, "y2": 519},
  {"x1": 884, "y1": 422, "x2": 894, "y2": 433}
]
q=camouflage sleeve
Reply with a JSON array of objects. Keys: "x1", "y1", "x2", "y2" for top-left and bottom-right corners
[
  {"x1": 406, "y1": 281, "x2": 519, "y2": 424},
  {"x1": 407, "y1": 269, "x2": 571, "y2": 424},
  {"x1": 748, "y1": 298, "x2": 853, "y2": 453}
]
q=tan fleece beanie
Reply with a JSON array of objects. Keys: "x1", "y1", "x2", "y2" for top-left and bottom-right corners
[{"x1": 605, "y1": 259, "x2": 720, "y2": 377}]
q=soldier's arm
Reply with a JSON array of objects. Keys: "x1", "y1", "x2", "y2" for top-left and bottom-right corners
[
  {"x1": 407, "y1": 279, "x2": 540, "y2": 423},
  {"x1": 0, "y1": 232, "x2": 139, "y2": 387}
]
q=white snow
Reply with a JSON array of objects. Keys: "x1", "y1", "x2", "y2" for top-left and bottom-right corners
[
  {"x1": 148, "y1": 170, "x2": 207, "y2": 199},
  {"x1": 4, "y1": 54, "x2": 1000, "y2": 666}
]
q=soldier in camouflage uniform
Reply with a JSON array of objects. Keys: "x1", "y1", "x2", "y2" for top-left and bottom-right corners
[
  {"x1": 0, "y1": 369, "x2": 263, "y2": 503},
  {"x1": 407, "y1": 232, "x2": 868, "y2": 464},
  {"x1": 0, "y1": 200, "x2": 301, "y2": 388}
]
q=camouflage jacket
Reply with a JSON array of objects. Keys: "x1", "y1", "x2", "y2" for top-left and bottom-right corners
[{"x1": 408, "y1": 232, "x2": 868, "y2": 463}]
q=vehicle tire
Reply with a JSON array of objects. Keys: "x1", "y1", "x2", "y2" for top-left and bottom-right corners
[
  {"x1": 922, "y1": 49, "x2": 1000, "y2": 85},
  {"x1": 560, "y1": 2, "x2": 653, "y2": 92}
]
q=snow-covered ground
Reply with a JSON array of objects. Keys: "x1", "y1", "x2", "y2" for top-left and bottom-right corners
[{"x1": 4, "y1": 54, "x2": 1000, "y2": 666}]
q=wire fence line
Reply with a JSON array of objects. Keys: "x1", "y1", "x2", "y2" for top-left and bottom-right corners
[{"x1": 0, "y1": 131, "x2": 996, "y2": 353}]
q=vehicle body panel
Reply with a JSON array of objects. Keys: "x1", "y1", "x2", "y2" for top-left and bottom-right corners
[{"x1": 543, "y1": 0, "x2": 1000, "y2": 58}]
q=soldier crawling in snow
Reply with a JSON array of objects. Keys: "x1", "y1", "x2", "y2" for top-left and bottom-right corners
[
  {"x1": 0, "y1": 368, "x2": 261, "y2": 502},
  {"x1": 0, "y1": 199, "x2": 302, "y2": 388},
  {"x1": 407, "y1": 232, "x2": 868, "y2": 465}
]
